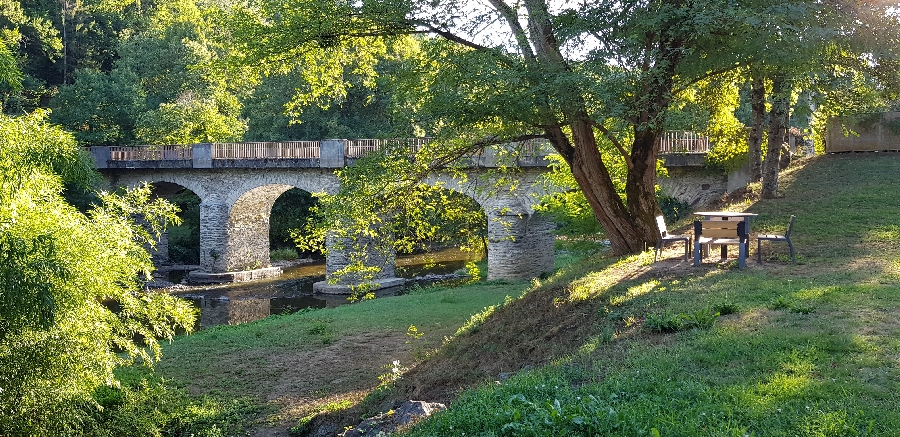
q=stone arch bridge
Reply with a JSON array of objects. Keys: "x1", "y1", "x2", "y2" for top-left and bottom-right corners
[{"x1": 91, "y1": 140, "x2": 556, "y2": 290}]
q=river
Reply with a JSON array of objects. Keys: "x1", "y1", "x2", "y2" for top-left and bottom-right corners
[{"x1": 165, "y1": 248, "x2": 480, "y2": 329}]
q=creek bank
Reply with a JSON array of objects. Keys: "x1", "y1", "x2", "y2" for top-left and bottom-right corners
[{"x1": 141, "y1": 259, "x2": 472, "y2": 329}]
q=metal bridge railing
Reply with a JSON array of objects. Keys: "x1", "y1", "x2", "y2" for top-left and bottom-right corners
[
  {"x1": 110, "y1": 145, "x2": 193, "y2": 160},
  {"x1": 345, "y1": 138, "x2": 432, "y2": 158},
  {"x1": 104, "y1": 138, "x2": 554, "y2": 161},
  {"x1": 212, "y1": 141, "x2": 321, "y2": 159},
  {"x1": 659, "y1": 131, "x2": 710, "y2": 153}
]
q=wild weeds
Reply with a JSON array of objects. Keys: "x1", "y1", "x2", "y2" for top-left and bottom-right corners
[{"x1": 644, "y1": 306, "x2": 721, "y2": 333}]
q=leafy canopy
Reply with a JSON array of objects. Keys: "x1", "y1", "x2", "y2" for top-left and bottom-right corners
[{"x1": 0, "y1": 110, "x2": 196, "y2": 435}]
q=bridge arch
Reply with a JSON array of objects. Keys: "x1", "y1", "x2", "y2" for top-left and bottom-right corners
[
  {"x1": 210, "y1": 171, "x2": 339, "y2": 271},
  {"x1": 421, "y1": 169, "x2": 555, "y2": 281}
]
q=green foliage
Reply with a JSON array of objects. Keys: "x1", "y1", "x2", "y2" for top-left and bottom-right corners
[
  {"x1": 535, "y1": 155, "x2": 605, "y2": 238},
  {"x1": 657, "y1": 193, "x2": 692, "y2": 224},
  {"x1": 669, "y1": 74, "x2": 749, "y2": 173},
  {"x1": 164, "y1": 187, "x2": 201, "y2": 264},
  {"x1": 85, "y1": 375, "x2": 265, "y2": 437},
  {"x1": 0, "y1": 111, "x2": 196, "y2": 435},
  {"x1": 135, "y1": 95, "x2": 246, "y2": 144},
  {"x1": 292, "y1": 141, "x2": 488, "y2": 287},
  {"x1": 0, "y1": 39, "x2": 21, "y2": 92},
  {"x1": 711, "y1": 302, "x2": 740, "y2": 316},
  {"x1": 644, "y1": 307, "x2": 720, "y2": 333},
  {"x1": 270, "y1": 247, "x2": 299, "y2": 261},
  {"x1": 270, "y1": 188, "x2": 318, "y2": 252},
  {"x1": 289, "y1": 399, "x2": 354, "y2": 436},
  {"x1": 50, "y1": 68, "x2": 145, "y2": 145},
  {"x1": 376, "y1": 359, "x2": 407, "y2": 387},
  {"x1": 242, "y1": 39, "x2": 420, "y2": 140},
  {"x1": 49, "y1": 0, "x2": 254, "y2": 145},
  {"x1": 768, "y1": 296, "x2": 816, "y2": 314}
]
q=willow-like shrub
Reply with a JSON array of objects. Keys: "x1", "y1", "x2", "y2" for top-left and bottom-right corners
[{"x1": 0, "y1": 110, "x2": 196, "y2": 435}]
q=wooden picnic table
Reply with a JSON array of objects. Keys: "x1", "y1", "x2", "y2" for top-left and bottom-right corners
[{"x1": 694, "y1": 211, "x2": 758, "y2": 265}]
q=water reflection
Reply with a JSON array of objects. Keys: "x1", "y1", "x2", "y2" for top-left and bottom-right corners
[{"x1": 169, "y1": 248, "x2": 478, "y2": 329}]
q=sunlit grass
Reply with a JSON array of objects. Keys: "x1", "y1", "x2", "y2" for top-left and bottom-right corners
[
  {"x1": 110, "y1": 154, "x2": 900, "y2": 435},
  {"x1": 400, "y1": 154, "x2": 900, "y2": 436}
]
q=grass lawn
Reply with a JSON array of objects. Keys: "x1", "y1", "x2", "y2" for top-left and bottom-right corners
[
  {"x1": 398, "y1": 153, "x2": 900, "y2": 436},
  {"x1": 113, "y1": 152, "x2": 900, "y2": 436}
]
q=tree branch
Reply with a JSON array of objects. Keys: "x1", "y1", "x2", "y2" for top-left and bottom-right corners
[
  {"x1": 673, "y1": 62, "x2": 744, "y2": 95},
  {"x1": 589, "y1": 119, "x2": 633, "y2": 169},
  {"x1": 422, "y1": 134, "x2": 550, "y2": 170},
  {"x1": 523, "y1": 0, "x2": 565, "y2": 63},
  {"x1": 418, "y1": 24, "x2": 493, "y2": 52},
  {"x1": 485, "y1": 0, "x2": 536, "y2": 59}
]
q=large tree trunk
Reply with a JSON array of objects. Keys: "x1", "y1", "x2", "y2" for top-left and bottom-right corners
[
  {"x1": 761, "y1": 75, "x2": 789, "y2": 199},
  {"x1": 545, "y1": 121, "x2": 650, "y2": 255},
  {"x1": 521, "y1": 0, "x2": 668, "y2": 255},
  {"x1": 748, "y1": 75, "x2": 765, "y2": 181},
  {"x1": 626, "y1": 128, "x2": 663, "y2": 242},
  {"x1": 566, "y1": 122, "x2": 649, "y2": 255}
]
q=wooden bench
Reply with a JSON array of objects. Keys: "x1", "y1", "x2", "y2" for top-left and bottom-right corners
[{"x1": 693, "y1": 220, "x2": 749, "y2": 268}]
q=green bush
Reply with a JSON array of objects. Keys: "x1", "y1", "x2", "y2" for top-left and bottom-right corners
[
  {"x1": 85, "y1": 377, "x2": 265, "y2": 437},
  {"x1": 0, "y1": 111, "x2": 196, "y2": 435},
  {"x1": 270, "y1": 247, "x2": 299, "y2": 261},
  {"x1": 657, "y1": 193, "x2": 692, "y2": 224}
]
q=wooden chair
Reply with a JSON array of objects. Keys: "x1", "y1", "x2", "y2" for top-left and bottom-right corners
[
  {"x1": 654, "y1": 215, "x2": 691, "y2": 262},
  {"x1": 757, "y1": 215, "x2": 796, "y2": 264},
  {"x1": 694, "y1": 219, "x2": 748, "y2": 268}
]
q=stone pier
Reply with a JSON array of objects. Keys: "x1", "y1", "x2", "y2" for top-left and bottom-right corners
[
  {"x1": 313, "y1": 231, "x2": 406, "y2": 294},
  {"x1": 486, "y1": 211, "x2": 556, "y2": 280}
]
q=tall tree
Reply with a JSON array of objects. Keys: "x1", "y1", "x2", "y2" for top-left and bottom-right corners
[
  {"x1": 223, "y1": 0, "x2": 896, "y2": 254},
  {"x1": 739, "y1": 1, "x2": 900, "y2": 198},
  {"x1": 748, "y1": 74, "x2": 765, "y2": 181},
  {"x1": 761, "y1": 74, "x2": 790, "y2": 198},
  {"x1": 50, "y1": 0, "x2": 254, "y2": 144}
]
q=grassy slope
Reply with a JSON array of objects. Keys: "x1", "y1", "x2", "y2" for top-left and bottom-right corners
[
  {"x1": 148, "y1": 153, "x2": 900, "y2": 436},
  {"x1": 388, "y1": 153, "x2": 900, "y2": 436},
  {"x1": 147, "y1": 274, "x2": 529, "y2": 434}
]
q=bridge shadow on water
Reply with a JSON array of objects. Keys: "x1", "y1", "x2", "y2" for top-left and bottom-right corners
[{"x1": 167, "y1": 248, "x2": 478, "y2": 330}]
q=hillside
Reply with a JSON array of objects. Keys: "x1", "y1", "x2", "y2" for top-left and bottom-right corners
[
  {"x1": 136, "y1": 152, "x2": 900, "y2": 436},
  {"x1": 318, "y1": 152, "x2": 900, "y2": 436}
]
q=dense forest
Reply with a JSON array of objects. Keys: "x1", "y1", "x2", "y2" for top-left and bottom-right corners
[{"x1": 8, "y1": 0, "x2": 417, "y2": 144}]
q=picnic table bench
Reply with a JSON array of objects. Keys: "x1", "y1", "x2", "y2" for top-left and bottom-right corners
[{"x1": 693, "y1": 219, "x2": 749, "y2": 268}]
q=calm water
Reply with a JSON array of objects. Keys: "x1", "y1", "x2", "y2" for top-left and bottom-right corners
[{"x1": 168, "y1": 248, "x2": 478, "y2": 329}]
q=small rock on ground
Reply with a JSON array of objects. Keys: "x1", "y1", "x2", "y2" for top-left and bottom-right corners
[{"x1": 340, "y1": 401, "x2": 446, "y2": 437}]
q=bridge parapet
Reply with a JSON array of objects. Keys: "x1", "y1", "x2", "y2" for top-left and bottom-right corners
[{"x1": 89, "y1": 138, "x2": 553, "y2": 170}]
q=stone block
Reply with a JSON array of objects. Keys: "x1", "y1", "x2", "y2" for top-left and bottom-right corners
[
  {"x1": 193, "y1": 143, "x2": 212, "y2": 168},
  {"x1": 320, "y1": 139, "x2": 345, "y2": 168}
]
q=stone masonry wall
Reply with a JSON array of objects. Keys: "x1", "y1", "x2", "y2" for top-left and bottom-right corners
[
  {"x1": 105, "y1": 166, "x2": 556, "y2": 281},
  {"x1": 106, "y1": 168, "x2": 341, "y2": 273},
  {"x1": 486, "y1": 212, "x2": 556, "y2": 280},
  {"x1": 657, "y1": 167, "x2": 727, "y2": 207},
  {"x1": 658, "y1": 165, "x2": 751, "y2": 207},
  {"x1": 223, "y1": 184, "x2": 293, "y2": 271}
]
